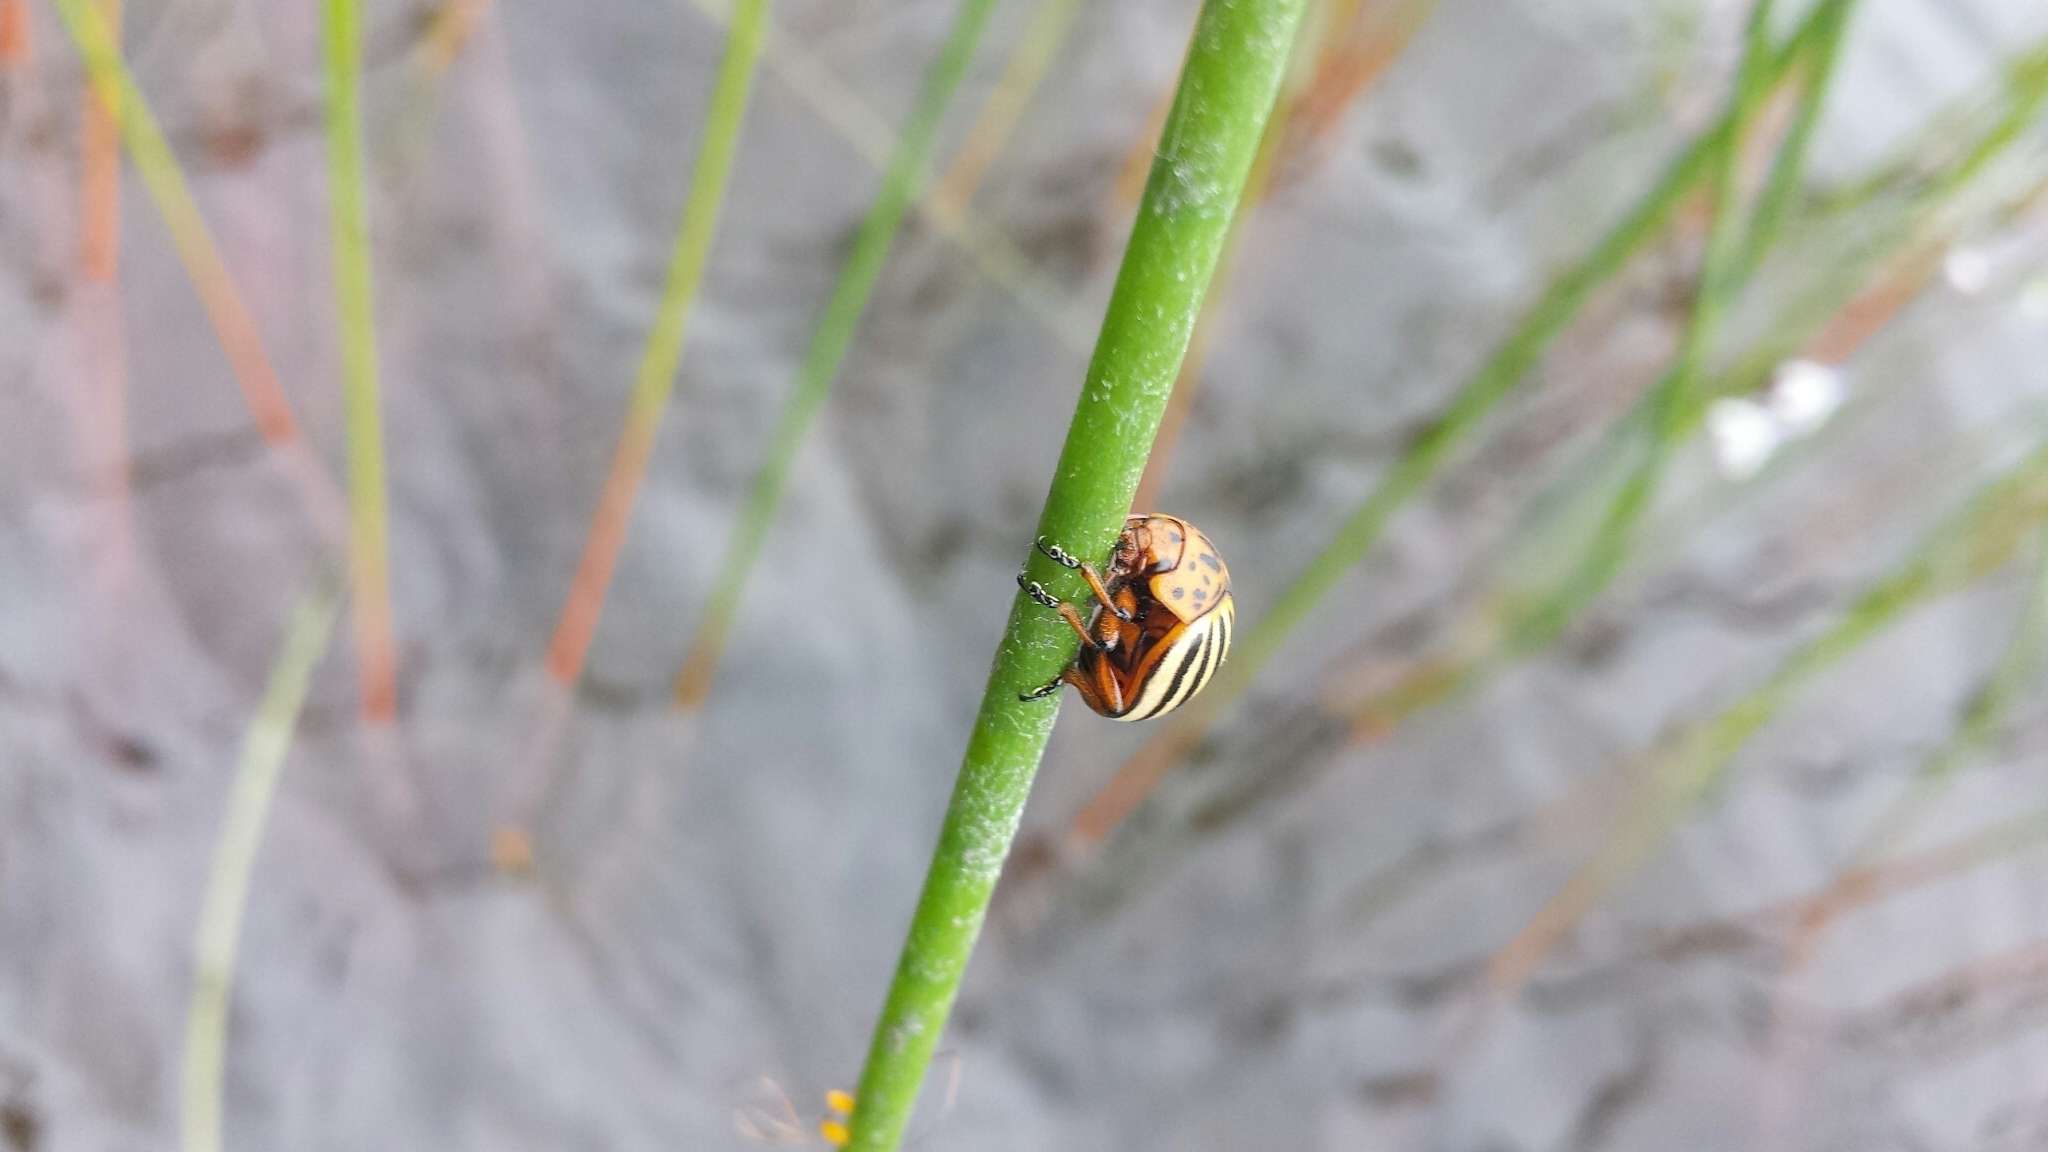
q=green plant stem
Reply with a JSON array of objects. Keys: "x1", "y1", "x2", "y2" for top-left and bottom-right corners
[
  {"x1": 1849, "y1": 530, "x2": 2048, "y2": 863},
  {"x1": 181, "y1": 581, "x2": 340, "y2": 1152},
  {"x1": 547, "y1": 0, "x2": 769, "y2": 687},
  {"x1": 844, "y1": 0, "x2": 1308, "y2": 1144},
  {"x1": 1510, "y1": 0, "x2": 1834, "y2": 654},
  {"x1": 671, "y1": 0, "x2": 1001, "y2": 708},
  {"x1": 1737, "y1": 0, "x2": 1855, "y2": 278},
  {"x1": 1937, "y1": 46, "x2": 2048, "y2": 200},
  {"x1": 1503, "y1": 438, "x2": 2048, "y2": 986},
  {"x1": 625, "y1": 0, "x2": 770, "y2": 493},
  {"x1": 1123, "y1": 0, "x2": 1844, "y2": 754},
  {"x1": 324, "y1": 0, "x2": 397, "y2": 721}
]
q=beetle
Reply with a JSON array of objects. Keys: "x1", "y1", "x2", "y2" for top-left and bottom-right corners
[{"x1": 1017, "y1": 513, "x2": 1233, "y2": 721}]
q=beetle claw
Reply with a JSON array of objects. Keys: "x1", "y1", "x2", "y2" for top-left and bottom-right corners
[
  {"x1": 1017, "y1": 574, "x2": 1062, "y2": 611},
  {"x1": 1019, "y1": 676, "x2": 1063, "y2": 701}
]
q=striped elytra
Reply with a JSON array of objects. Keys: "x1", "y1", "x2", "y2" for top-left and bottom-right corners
[{"x1": 1035, "y1": 514, "x2": 1234, "y2": 721}]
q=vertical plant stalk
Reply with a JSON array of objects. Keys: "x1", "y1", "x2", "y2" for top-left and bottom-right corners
[
  {"x1": 670, "y1": 0, "x2": 1003, "y2": 709},
  {"x1": 1067, "y1": 0, "x2": 1849, "y2": 852},
  {"x1": 50, "y1": 0, "x2": 347, "y2": 544},
  {"x1": 546, "y1": 0, "x2": 770, "y2": 688},
  {"x1": 1130, "y1": 0, "x2": 1323, "y2": 512},
  {"x1": 324, "y1": 0, "x2": 398, "y2": 723},
  {"x1": 181, "y1": 583, "x2": 341, "y2": 1152},
  {"x1": 845, "y1": 0, "x2": 1307, "y2": 1146}
]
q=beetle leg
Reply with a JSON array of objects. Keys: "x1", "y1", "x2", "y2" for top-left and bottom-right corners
[
  {"x1": 1018, "y1": 575, "x2": 1109, "y2": 651},
  {"x1": 1085, "y1": 652, "x2": 1127, "y2": 715},
  {"x1": 1079, "y1": 564, "x2": 1136, "y2": 622},
  {"x1": 1034, "y1": 536, "x2": 1135, "y2": 623},
  {"x1": 1057, "y1": 602, "x2": 1104, "y2": 650}
]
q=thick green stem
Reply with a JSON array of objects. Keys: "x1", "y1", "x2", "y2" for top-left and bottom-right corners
[
  {"x1": 672, "y1": 0, "x2": 1000, "y2": 708},
  {"x1": 844, "y1": 0, "x2": 1308, "y2": 1144}
]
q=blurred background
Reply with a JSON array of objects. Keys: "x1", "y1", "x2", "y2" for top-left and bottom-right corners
[{"x1": 6, "y1": 0, "x2": 2048, "y2": 1147}]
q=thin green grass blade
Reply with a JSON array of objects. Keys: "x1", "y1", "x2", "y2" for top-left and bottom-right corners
[
  {"x1": 1511, "y1": 14, "x2": 2040, "y2": 659},
  {"x1": 1494, "y1": 437, "x2": 2048, "y2": 991},
  {"x1": 180, "y1": 582, "x2": 341, "y2": 1152},
  {"x1": 1509, "y1": 0, "x2": 1832, "y2": 655},
  {"x1": 323, "y1": 0, "x2": 397, "y2": 722},
  {"x1": 672, "y1": 0, "x2": 1003, "y2": 709},
  {"x1": 547, "y1": 0, "x2": 771, "y2": 688},
  {"x1": 680, "y1": 0, "x2": 1095, "y2": 350},
  {"x1": 1736, "y1": 0, "x2": 1855, "y2": 277},
  {"x1": 1849, "y1": 530, "x2": 2048, "y2": 863},
  {"x1": 844, "y1": 0, "x2": 1309, "y2": 1144}
]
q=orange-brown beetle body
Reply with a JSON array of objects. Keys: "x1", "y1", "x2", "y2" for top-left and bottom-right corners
[{"x1": 1020, "y1": 514, "x2": 1234, "y2": 721}]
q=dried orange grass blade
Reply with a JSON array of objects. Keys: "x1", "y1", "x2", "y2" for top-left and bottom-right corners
[
  {"x1": 0, "y1": 0, "x2": 27, "y2": 66},
  {"x1": 1137, "y1": 0, "x2": 1416, "y2": 508},
  {"x1": 547, "y1": 0, "x2": 768, "y2": 696},
  {"x1": 1287, "y1": 0, "x2": 1433, "y2": 157},
  {"x1": 80, "y1": 0, "x2": 120, "y2": 281},
  {"x1": 422, "y1": 0, "x2": 489, "y2": 74},
  {"x1": 1067, "y1": 726, "x2": 1202, "y2": 850},
  {"x1": 929, "y1": 0, "x2": 1082, "y2": 218},
  {"x1": 49, "y1": 0, "x2": 346, "y2": 546},
  {"x1": 546, "y1": 415, "x2": 660, "y2": 685},
  {"x1": 1110, "y1": 87, "x2": 1175, "y2": 210}
]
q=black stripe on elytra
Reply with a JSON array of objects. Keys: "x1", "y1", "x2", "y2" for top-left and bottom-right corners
[
  {"x1": 1137, "y1": 624, "x2": 1210, "y2": 721},
  {"x1": 1178, "y1": 625, "x2": 1219, "y2": 711},
  {"x1": 1153, "y1": 623, "x2": 1216, "y2": 720}
]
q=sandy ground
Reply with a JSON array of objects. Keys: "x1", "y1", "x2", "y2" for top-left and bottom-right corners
[{"x1": 6, "y1": 0, "x2": 2048, "y2": 1147}]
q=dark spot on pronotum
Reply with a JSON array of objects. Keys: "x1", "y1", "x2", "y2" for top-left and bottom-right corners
[
  {"x1": 1167, "y1": 530, "x2": 1182, "y2": 545},
  {"x1": 1172, "y1": 586, "x2": 1185, "y2": 600}
]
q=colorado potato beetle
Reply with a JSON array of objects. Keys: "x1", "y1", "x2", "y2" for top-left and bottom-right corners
[{"x1": 1018, "y1": 513, "x2": 1234, "y2": 721}]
